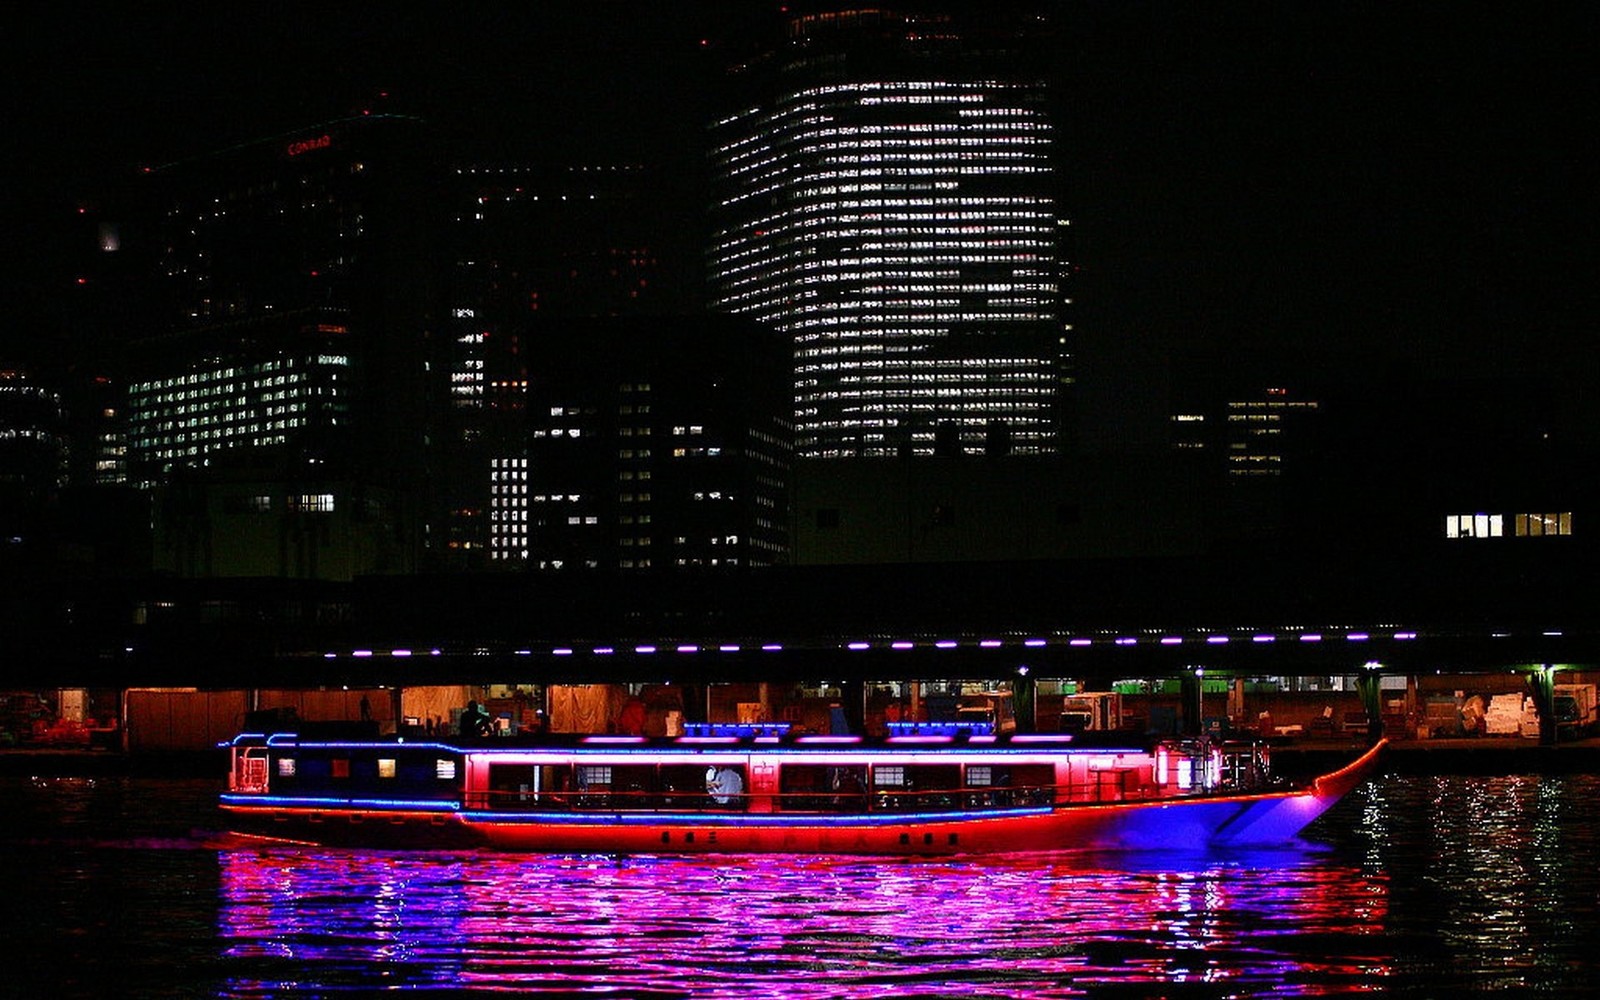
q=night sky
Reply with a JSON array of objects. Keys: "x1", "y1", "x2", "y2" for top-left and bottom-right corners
[{"x1": 3, "y1": 2, "x2": 1593, "y2": 396}]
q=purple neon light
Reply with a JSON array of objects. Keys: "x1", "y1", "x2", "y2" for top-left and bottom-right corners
[
  {"x1": 1253, "y1": 635, "x2": 1276, "y2": 644},
  {"x1": 635, "y1": 645, "x2": 658, "y2": 654},
  {"x1": 515, "y1": 649, "x2": 532, "y2": 656},
  {"x1": 353, "y1": 649, "x2": 373, "y2": 658},
  {"x1": 935, "y1": 640, "x2": 959, "y2": 649},
  {"x1": 1024, "y1": 639, "x2": 1048, "y2": 648},
  {"x1": 1346, "y1": 633, "x2": 1369, "y2": 642},
  {"x1": 1069, "y1": 638, "x2": 1092, "y2": 647},
  {"x1": 553, "y1": 648, "x2": 574, "y2": 656},
  {"x1": 1160, "y1": 637, "x2": 1182, "y2": 646},
  {"x1": 719, "y1": 644, "x2": 741, "y2": 653},
  {"x1": 761, "y1": 644, "x2": 783, "y2": 652},
  {"x1": 583, "y1": 736, "x2": 646, "y2": 745},
  {"x1": 1115, "y1": 638, "x2": 1137, "y2": 646},
  {"x1": 979, "y1": 640, "x2": 1003, "y2": 648},
  {"x1": 1300, "y1": 634, "x2": 1323, "y2": 643},
  {"x1": 887, "y1": 735, "x2": 955, "y2": 745},
  {"x1": 323, "y1": 652, "x2": 337, "y2": 659},
  {"x1": 847, "y1": 642, "x2": 870, "y2": 651},
  {"x1": 796, "y1": 735, "x2": 861, "y2": 744},
  {"x1": 1393, "y1": 632, "x2": 1416, "y2": 640},
  {"x1": 1207, "y1": 636, "x2": 1229, "y2": 645},
  {"x1": 676, "y1": 644, "x2": 699, "y2": 654},
  {"x1": 593, "y1": 646, "x2": 615, "y2": 655},
  {"x1": 891, "y1": 641, "x2": 914, "y2": 650},
  {"x1": 391, "y1": 649, "x2": 412, "y2": 658}
]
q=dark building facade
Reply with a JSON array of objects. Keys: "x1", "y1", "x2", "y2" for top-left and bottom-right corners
[
  {"x1": 708, "y1": 3, "x2": 1070, "y2": 460},
  {"x1": 121, "y1": 115, "x2": 446, "y2": 579},
  {"x1": 490, "y1": 316, "x2": 792, "y2": 572},
  {"x1": 440, "y1": 161, "x2": 706, "y2": 567}
]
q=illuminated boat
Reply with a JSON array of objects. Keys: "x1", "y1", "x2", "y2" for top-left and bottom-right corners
[{"x1": 219, "y1": 723, "x2": 1385, "y2": 855}]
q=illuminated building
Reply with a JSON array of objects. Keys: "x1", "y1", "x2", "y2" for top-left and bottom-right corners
[
  {"x1": 443, "y1": 163, "x2": 695, "y2": 567},
  {"x1": 709, "y1": 3, "x2": 1069, "y2": 459},
  {"x1": 124, "y1": 115, "x2": 444, "y2": 578},
  {"x1": 492, "y1": 316, "x2": 791, "y2": 571}
]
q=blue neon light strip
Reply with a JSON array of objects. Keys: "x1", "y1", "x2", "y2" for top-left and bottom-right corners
[{"x1": 220, "y1": 793, "x2": 460, "y2": 813}]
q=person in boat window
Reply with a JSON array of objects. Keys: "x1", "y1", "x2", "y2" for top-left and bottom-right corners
[
  {"x1": 706, "y1": 766, "x2": 744, "y2": 807},
  {"x1": 460, "y1": 701, "x2": 493, "y2": 737}
]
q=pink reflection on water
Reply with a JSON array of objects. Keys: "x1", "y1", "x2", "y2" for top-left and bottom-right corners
[{"x1": 217, "y1": 848, "x2": 1391, "y2": 996}]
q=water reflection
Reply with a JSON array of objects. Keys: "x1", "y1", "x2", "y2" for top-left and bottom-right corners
[{"x1": 218, "y1": 846, "x2": 1391, "y2": 997}]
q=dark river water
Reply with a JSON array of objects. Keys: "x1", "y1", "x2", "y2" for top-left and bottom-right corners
[{"x1": 3, "y1": 769, "x2": 1598, "y2": 998}]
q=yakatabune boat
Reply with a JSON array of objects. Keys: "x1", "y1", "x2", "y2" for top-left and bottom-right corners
[{"x1": 220, "y1": 723, "x2": 1385, "y2": 855}]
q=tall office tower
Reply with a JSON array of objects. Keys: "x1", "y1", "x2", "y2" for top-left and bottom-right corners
[
  {"x1": 498, "y1": 316, "x2": 791, "y2": 572},
  {"x1": 442, "y1": 163, "x2": 693, "y2": 567},
  {"x1": 709, "y1": 3, "x2": 1068, "y2": 459},
  {"x1": 124, "y1": 115, "x2": 444, "y2": 578}
]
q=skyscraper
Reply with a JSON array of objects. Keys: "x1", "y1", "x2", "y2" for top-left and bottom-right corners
[
  {"x1": 708, "y1": 3, "x2": 1068, "y2": 459},
  {"x1": 122, "y1": 115, "x2": 444, "y2": 578}
]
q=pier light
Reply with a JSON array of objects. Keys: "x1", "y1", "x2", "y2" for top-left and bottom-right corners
[
  {"x1": 1115, "y1": 637, "x2": 1137, "y2": 646},
  {"x1": 1347, "y1": 633, "x2": 1370, "y2": 642},
  {"x1": 431, "y1": 649, "x2": 442, "y2": 657},
  {"x1": 1206, "y1": 636, "x2": 1228, "y2": 645},
  {"x1": 1016, "y1": 665, "x2": 1030, "y2": 676},
  {"x1": 979, "y1": 640, "x2": 1003, "y2": 649},
  {"x1": 1543, "y1": 631, "x2": 1564, "y2": 637},
  {"x1": 847, "y1": 642, "x2": 871, "y2": 651},
  {"x1": 553, "y1": 648, "x2": 574, "y2": 656},
  {"x1": 1069, "y1": 638, "x2": 1092, "y2": 647},
  {"x1": 1363, "y1": 661, "x2": 1382, "y2": 671},
  {"x1": 935, "y1": 640, "x2": 959, "y2": 649},
  {"x1": 1393, "y1": 632, "x2": 1417, "y2": 640},
  {"x1": 1253, "y1": 635, "x2": 1276, "y2": 644},
  {"x1": 515, "y1": 649, "x2": 532, "y2": 656},
  {"x1": 635, "y1": 645, "x2": 658, "y2": 654},
  {"x1": 323, "y1": 652, "x2": 337, "y2": 659},
  {"x1": 676, "y1": 644, "x2": 699, "y2": 654},
  {"x1": 891, "y1": 641, "x2": 914, "y2": 650},
  {"x1": 353, "y1": 649, "x2": 373, "y2": 658},
  {"x1": 1024, "y1": 639, "x2": 1048, "y2": 648},
  {"x1": 719, "y1": 644, "x2": 741, "y2": 652},
  {"x1": 1300, "y1": 634, "x2": 1322, "y2": 643},
  {"x1": 391, "y1": 649, "x2": 412, "y2": 658},
  {"x1": 1160, "y1": 637, "x2": 1182, "y2": 646},
  {"x1": 593, "y1": 646, "x2": 615, "y2": 655},
  {"x1": 761, "y1": 644, "x2": 783, "y2": 652}
]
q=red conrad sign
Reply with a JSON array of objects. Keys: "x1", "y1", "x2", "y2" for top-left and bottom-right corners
[{"x1": 287, "y1": 134, "x2": 333, "y2": 157}]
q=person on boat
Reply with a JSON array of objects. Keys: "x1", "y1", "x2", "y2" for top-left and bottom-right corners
[
  {"x1": 460, "y1": 701, "x2": 493, "y2": 737},
  {"x1": 706, "y1": 766, "x2": 744, "y2": 807}
]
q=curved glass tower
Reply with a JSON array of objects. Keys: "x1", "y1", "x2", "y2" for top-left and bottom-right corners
[{"x1": 709, "y1": 5, "x2": 1068, "y2": 459}]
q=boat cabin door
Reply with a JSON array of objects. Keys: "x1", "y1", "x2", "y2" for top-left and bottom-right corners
[{"x1": 232, "y1": 746, "x2": 269, "y2": 793}]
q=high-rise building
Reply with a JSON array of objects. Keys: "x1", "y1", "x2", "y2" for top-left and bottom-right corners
[
  {"x1": 441, "y1": 162, "x2": 696, "y2": 567},
  {"x1": 708, "y1": 3, "x2": 1069, "y2": 459},
  {"x1": 494, "y1": 315, "x2": 792, "y2": 572},
  {"x1": 122, "y1": 115, "x2": 445, "y2": 578}
]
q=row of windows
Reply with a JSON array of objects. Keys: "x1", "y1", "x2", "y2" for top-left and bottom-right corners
[{"x1": 1446, "y1": 512, "x2": 1574, "y2": 539}]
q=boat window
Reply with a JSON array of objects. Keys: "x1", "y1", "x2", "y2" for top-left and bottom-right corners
[
  {"x1": 330, "y1": 758, "x2": 350, "y2": 779},
  {"x1": 377, "y1": 759, "x2": 397, "y2": 779},
  {"x1": 435, "y1": 759, "x2": 457, "y2": 781},
  {"x1": 277, "y1": 758, "x2": 296, "y2": 778},
  {"x1": 966, "y1": 765, "x2": 991, "y2": 786},
  {"x1": 875, "y1": 764, "x2": 960, "y2": 811},
  {"x1": 778, "y1": 764, "x2": 867, "y2": 812}
]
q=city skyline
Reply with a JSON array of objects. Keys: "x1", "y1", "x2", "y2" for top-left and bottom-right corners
[{"x1": 4, "y1": 2, "x2": 1592, "y2": 392}]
